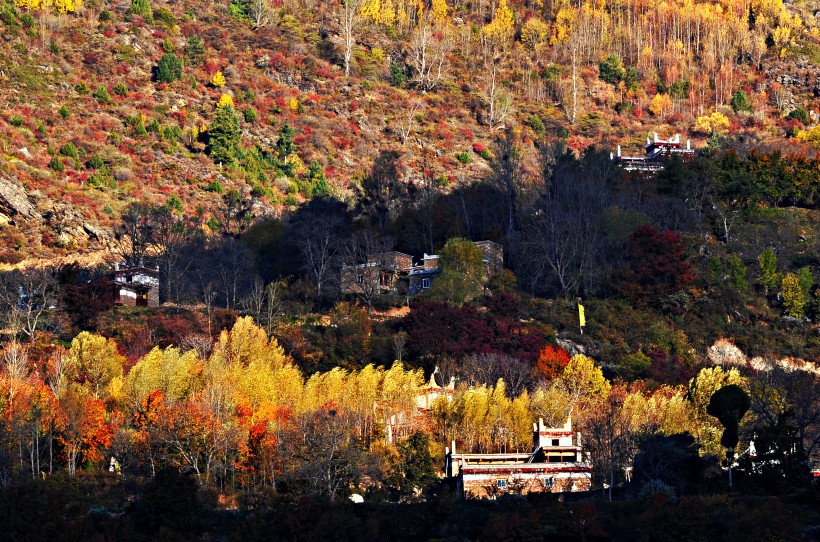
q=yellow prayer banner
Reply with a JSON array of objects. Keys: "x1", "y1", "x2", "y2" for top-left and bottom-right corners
[{"x1": 578, "y1": 304, "x2": 586, "y2": 327}]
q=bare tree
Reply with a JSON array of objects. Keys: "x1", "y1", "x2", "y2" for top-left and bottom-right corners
[
  {"x1": 247, "y1": 0, "x2": 273, "y2": 29},
  {"x1": 215, "y1": 238, "x2": 253, "y2": 310},
  {"x1": 392, "y1": 331, "x2": 408, "y2": 362},
  {"x1": 488, "y1": 129, "x2": 524, "y2": 257},
  {"x1": 395, "y1": 101, "x2": 420, "y2": 146},
  {"x1": 110, "y1": 202, "x2": 155, "y2": 266},
  {"x1": 408, "y1": 18, "x2": 452, "y2": 91},
  {"x1": 1, "y1": 339, "x2": 29, "y2": 406},
  {"x1": 520, "y1": 149, "x2": 611, "y2": 297},
  {"x1": 153, "y1": 207, "x2": 197, "y2": 304},
  {"x1": 558, "y1": 40, "x2": 581, "y2": 125},
  {"x1": 342, "y1": 231, "x2": 394, "y2": 314},
  {"x1": 280, "y1": 409, "x2": 362, "y2": 500},
  {"x1": 340, "y1": 0, "x2": 365, "y2": 76},
  {"x1": 179, "y1": 334, "x2": 214, "y2": 360},
  {"x1": 0, "y1": 268, "x2": 59, "y2": 341},
  {"x1": 240, "y1": 277, "x2": 284, "y2": 334},
  {"x1": 463, "y1": 353, "x2": 531, "y2": 397},
  {"x1": 293, "y1": 212, "x2": 344, "y2": 297},
  {"x1": 748, "y1": 367, "x2": 820, "y2": 463},
  {"x1": 483, "y1": 58, "x2": 514, "y2": 130}
]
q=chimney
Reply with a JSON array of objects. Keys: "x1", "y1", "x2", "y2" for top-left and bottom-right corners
[
  {"x1": 451, "y1": 440, "x2": 456, "y2": 456},
  {"x1": 687, "y1": 139, "x2": 691, "y2": 150},
  {"x1": 617, "y1": 144, "x2": 622, "y2": 157}
]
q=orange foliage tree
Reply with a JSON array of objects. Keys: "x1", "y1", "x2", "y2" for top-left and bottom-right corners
[
  {"x1": 533, "y1": 344, "x2": 571, "y2": 380},
  {"x1": 55, "y1": 389, "x2": 115, "y2": 476}
]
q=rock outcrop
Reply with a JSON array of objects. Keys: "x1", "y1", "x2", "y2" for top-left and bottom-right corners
[{"x1": 0, "y1": 175, "x2": 37, "y2": 219}]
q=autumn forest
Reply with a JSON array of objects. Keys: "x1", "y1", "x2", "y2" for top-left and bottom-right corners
[{"x1": 1, "y1": 0, "x2": 820, "y2": 537}]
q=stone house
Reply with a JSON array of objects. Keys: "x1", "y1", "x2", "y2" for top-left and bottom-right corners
[
  {"x1": 341, "y1": 241, "x2": 503, "y2": 297},
  {"x1": 113, "y1": 263, "x2": 159, "y2": 307}
]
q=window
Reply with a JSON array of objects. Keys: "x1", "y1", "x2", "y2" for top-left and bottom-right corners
[
  {"x1": 552, "y1": 439, "x2": 560, "y2": 446},
  {"x1": 422, "y1": 278, "x2": 430, "y2": 289},
  {"x1": 357, "y1": 274, "x2": 364, "y2": 284},
  {"x1": 496, "y1": 479, "x2": 507, "y2": 488},
  {"x1": 543, "y1": 477, "x2": 554, "y2": 489}
]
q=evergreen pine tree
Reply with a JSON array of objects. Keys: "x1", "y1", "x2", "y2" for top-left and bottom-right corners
[{"x1": 208, "y1": 104, "x2": 241, "y2": 165}]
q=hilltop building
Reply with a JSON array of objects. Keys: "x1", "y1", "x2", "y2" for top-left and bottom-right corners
[
  {"x1": 113, "y1": 262, "x2": 159, "y2": 307},
  {"x1": 612, "y1": 133, "x2": 696, "y2": 172},
  {"x1": 341, "y1": 240, "x2": 503, "y2": 297},
  {"x1": 445, "y1": 417, "x2": 592, "y2": 499}
]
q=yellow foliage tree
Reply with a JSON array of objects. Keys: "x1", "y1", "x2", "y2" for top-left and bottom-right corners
[
  {"x1": 360, "y1": 0, "x2": 396, "y2": 25},
  {"x1": 360, "y1": 0, "x2": 381, "y2": 21},
  {"x1": 380, "y1": 0, "x2": 395, "y2": 26},
  {"x1": 781, "y1": 273, "x2": 805, "y2": 317},
  {"x1": 53, "y1": 0, "x2": 80, "y2": 13},
  {"x1": 796, "y1": 125, "x2": 820, "y2": 146},
  {"x1": 649, "y1": 93, "x2": 673, "y2": 116},
  {"x1": 550, "y1": 7, "x2": 576, "y2": 45},
  {"x1": 217, "y1": 93, "x2": 234, "y2": 108},
  {"x1": 557, "y1": 354, "x2": 611, "y2": 416},
  {"x1": 431, "y1": 0, "x2": 447, "y2": 22},
  {"x1": 693, "y1": 111, "x2": 730, "y2": 134},
  {"x1": 483, "y1": 0, "x2": 515, "y2": 42},
  {"x1": 16, "y1": 0, "x2": 81, "y2": 13},
  {"x1": 210, "y1": 316, "x2": 289, "y2": 370},
  {"x1": 123, "y1": 346, "x2": 200, "y2": 408},
  {"x1": 65, "y1": 332, "x2": 126, "y2": 400},
  {"x1": 688, "y1": 366, "x2": 745, "y2": 455},
  {"x1": 529, "y1": 383, "x2": 572, "y2": 427},
  {"x1": 521, "y1": 17, "x2": 550, "y2": 50},
  {"x1": 211, "y1": 71, "x2": 226, "y2": 87}
]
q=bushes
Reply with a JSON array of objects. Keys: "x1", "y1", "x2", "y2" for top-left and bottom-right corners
[
  {"x1": 156, "y1": 54, "x2": 183, "y2": 83},
  {"x1": 785, "y1": 107, "x2": 809, "y2": 125},
  {"x1": 93, "y1": 85, "x2": 111, "y2": 104},
  {"x1": 525, "y1": 114, "x2": 545, "y2": 136},
  {"x1": 205, "y1": 180, "x2": 224, "y2": 193},
  {"x1": 154, "y1": 7, "x2": 175, "y2": 26},
  {"x1": 129, "y1": 0, "x2": 153, "y2": 23},
  {"x1": 731, "y1": 90, "x2": 752, "y2": 113},
  {"x1": 185, "y1": 35, "x2": 205, "y2": 66},
  {"x1": 598, "y1": 54, "x2": 625, "y2": 85},
  {"x1": 59, "y1": 142, "x2": 79, "y2": 160},
  {"x1": 49, "y1": 156, "x2": 65, "y2": 172}
]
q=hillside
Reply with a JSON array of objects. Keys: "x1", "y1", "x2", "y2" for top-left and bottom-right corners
[{"x1": 0, "y1": 0, "x2": 819, "y2": 264}]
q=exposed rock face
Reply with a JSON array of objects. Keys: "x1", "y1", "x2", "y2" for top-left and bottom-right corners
[
  {"x1": 556, "y1": 338, "x2": 589, "y2": 357},
  {"x1": 708, "y1": 338, "x2": 747, "y2": 367},
  {"x1": 0, "y1": 175, "x2": 37, "y2": 219},
  {"x1": 708, "y1": 339, "x2": 819, "y2": 375},
  {"x1": 748, "y1": 356, "x2": 820, "y2": 376}
]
